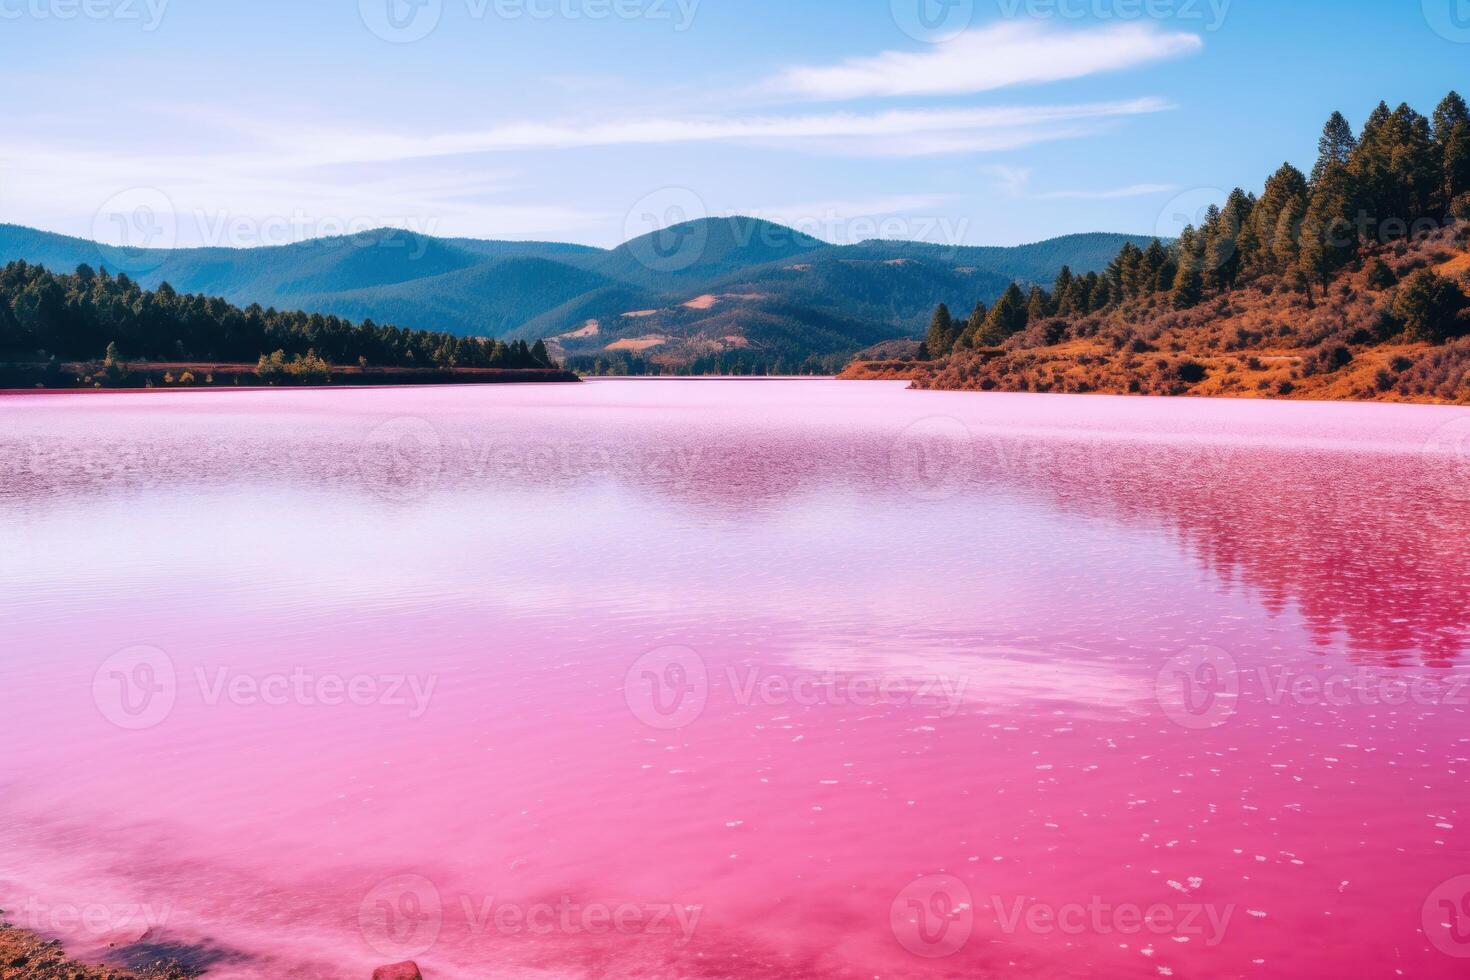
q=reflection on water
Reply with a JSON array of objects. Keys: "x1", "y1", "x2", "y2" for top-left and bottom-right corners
[{"x1": 1, "y1": 380, "x2": 1468, "y2": 979}]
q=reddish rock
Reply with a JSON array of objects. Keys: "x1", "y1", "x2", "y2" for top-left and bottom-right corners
[{"x1": 372, "y1": 963, "x2": 423, "y2": 980}]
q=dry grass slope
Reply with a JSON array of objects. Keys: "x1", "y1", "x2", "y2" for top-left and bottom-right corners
[{"x1": 856, "y1": 228, "x2": 1470, "y2": 403}]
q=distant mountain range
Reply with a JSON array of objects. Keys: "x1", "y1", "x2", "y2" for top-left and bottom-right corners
[{"x1": 0, "y1": 221, "x2": 1155, "y2": 372}]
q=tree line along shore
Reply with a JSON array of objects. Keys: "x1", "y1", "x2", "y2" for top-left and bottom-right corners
[{"x1": 0, "y1": 262, "x2": 573, "y2": 389}]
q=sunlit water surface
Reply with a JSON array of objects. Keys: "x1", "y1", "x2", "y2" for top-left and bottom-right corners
[{"x1": 2, "y1": 380, "x2": 1469, "y2": 979}]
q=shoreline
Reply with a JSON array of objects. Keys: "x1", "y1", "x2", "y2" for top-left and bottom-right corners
[
  {"x1": 0, "y1": 919, "x2": 189, "y2": 980},
  {"x1": 0, "y1": 362, "x2": 580, "y2": 392},
  {"x1": 837, "y1": 356, "x2": 1470, "y2": 406}
]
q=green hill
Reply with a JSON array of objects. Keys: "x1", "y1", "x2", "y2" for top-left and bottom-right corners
[{"x1": 0, "y1": 221, "x2": 1155, "y2": 372}]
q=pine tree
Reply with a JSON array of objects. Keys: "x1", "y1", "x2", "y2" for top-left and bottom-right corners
[
  {"x1": 1204, "y1": 190, "x2": 1251, "y2": 288},
  {"x1": 1436, "y1": 94, "x2": 1470, "y2": 213},
  {"x1": 1311, "y1": 111, "x2": 1358, "y2": 185},
  {"x1": 1026, "y1": 285, "x2": 1051, "y2": 323},
  {"x1": 1109, "y1": 243, "x2": 1145, "y2": 297},
  {"x1": 1300, "y1": 161, "x2": 1358, "y2": 284},
  {"x1": 1171, "y1": 227, "x2": 1204, "y2": 308},
  {"x1": 1252, "y1": 165, "x2": 1309, "y2": 272},
  {"x1": 1433, "y1": 92, "x2": 1469, "y2": 143},
  {"x1": 1390, "y1": 104, "x2": 1441, "y2": 225},
  {"x1": 981, "y1": 284, "x2": 1028, "y2": 344},
  {"x1": 1081, "y1": 272, "x2": 1106, "y2": 312},
  {"x1": 955, "y1": 300, "x2": 988, "y2": 349},
  {"x1": 1272, "y1": 196, "x2": 1306, "y2": 269},
  {"x1": 1143, "y1": 239, "x2": 1172, "y2": 293},
  {"x1": 1054, "y1": 267, "x2": 1079, "y2": 316},
  {"x1": 1353, "y1": 103, "x2": 1439, "y2": 235},
  {"x1": 924, "y1": 303, "x2": 958, "y2": 358}
]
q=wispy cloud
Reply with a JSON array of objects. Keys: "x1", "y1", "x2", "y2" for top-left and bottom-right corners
[
  {"x1": 12, "y1": 98, "x2": 1173, "y2": 176},
  {"x1": 4, "y1": 95, "x2": 1173, "y2": 246},
  {"x1": 771, "y1": 22, "x2": 1202, "y2": 101},
  {"x1": 985, "y1": 166, "x2": 1176, "y2": 200},
  {"x1": 353, "y1": 98, "x2": 1166, "y2": 160},
  {"x1": 1034, "y1": 184, "x2": 1178, "y2": 200}
]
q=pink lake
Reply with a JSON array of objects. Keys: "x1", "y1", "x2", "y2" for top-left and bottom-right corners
[{"x1": 2, "y1": 379, "x2": 1469, "y2": 979}]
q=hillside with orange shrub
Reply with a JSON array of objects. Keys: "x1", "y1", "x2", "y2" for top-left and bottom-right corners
[{"x1": 891, "y1": 228, "x2": 1470, "y2": 403}]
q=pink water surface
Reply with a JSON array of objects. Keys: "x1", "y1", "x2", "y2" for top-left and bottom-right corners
[{"x1": 2, "y1": 379, "x2": 1469, "y2": 979}]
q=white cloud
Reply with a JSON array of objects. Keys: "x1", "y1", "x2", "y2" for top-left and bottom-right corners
[
  {"x1": 984, "y1": 166, "x2": 1176, "y2": 200},
  {"x1": 174, "y1": 97, "x2": 1169, "y2": 165},
  {"x1": 7, "y1": 97, "x2": 1173, "y2": 205},
  {"x1": 4, "y1": 95, "x2": 1174, "y2": 246},
  {"x1": 772, "y1": 21, "x2": 1202, "y2": 101},
  {"x1": 1034, "y1": 183, "x2": 1178, "y2": 199}
]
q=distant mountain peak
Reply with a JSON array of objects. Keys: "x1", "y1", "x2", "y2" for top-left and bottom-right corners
[
  {"x1": 612, "y1": 216, "x2": 826, "y2": 278},
  {"x1": 0, "y1": 222, "x2": 1157, "y2": 372}
]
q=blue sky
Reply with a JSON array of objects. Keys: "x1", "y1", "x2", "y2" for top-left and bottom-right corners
[{"x1": 2, "y1": 0, "x2": 1468, "y2": 250}]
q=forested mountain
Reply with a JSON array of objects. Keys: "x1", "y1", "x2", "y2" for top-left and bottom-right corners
[
  {"x1": 0, "y1": 261, "x2": 555, "y2": 375},
  {"x1": 879, "y1": 93, "x2": 1470, "y2": 403},
  {"x1": 0, "y1": 221, "x2": 1151, "y2": 374}
]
